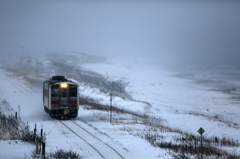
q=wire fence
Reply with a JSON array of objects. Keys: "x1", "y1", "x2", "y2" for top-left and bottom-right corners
[{"x1": 51, "y1": 62, "x2": 134, "y2": 100}]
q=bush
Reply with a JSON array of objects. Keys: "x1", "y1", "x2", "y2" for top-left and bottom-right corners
[
  {"x1": 0, "y1": 114, "x2": 19, "y2": 140},
  {"x1": 0, "y1": 112, "x2": 35, "y2": 142},
  {"x1": 48, "y1": 149, "x2": 82, "y2": 159}
]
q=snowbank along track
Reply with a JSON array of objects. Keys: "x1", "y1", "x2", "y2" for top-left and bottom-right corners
[{"x1": 59, "y1": 120, "x2": 124, "y2": 159}]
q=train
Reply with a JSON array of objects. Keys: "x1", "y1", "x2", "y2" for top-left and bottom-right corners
[{"x1": 43, "y1": 76, "x2": 79, "y2": 118}]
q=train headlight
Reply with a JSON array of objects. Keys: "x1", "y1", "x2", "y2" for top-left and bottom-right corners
[
  {"x1": 60, "y1": 83, "x2": 68, "y2": 88},
  {"x1": 63, "y1": 109, "x2": 70, "y2": 115}
]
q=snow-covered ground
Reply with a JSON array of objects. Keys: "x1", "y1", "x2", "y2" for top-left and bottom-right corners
[
  {"x1": 0, "y1": 60, "x2": 239, "y2": 158},
  {"x1": 83, "y1": 62, "x2": 240, "y2": 136}
]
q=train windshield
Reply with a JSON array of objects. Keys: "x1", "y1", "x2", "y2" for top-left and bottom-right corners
[
  {"x1": 61, "y1": 89, "x2": 67, "y2": 97},
  {"x1": 69, "y1": 85, "x2": 77, "y2": 97},
  {"x1": 51, "y1": 85, "x2": 59, "y2": 97}
]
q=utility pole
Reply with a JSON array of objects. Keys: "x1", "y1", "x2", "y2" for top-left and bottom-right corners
[{"x1": 110, "y1": 93, "x2": 112, "y2": 124}]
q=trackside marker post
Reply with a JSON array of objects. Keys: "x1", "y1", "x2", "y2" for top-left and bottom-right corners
[{"x1": 198, "y1": 127, "x2": 205, "y2": 159}]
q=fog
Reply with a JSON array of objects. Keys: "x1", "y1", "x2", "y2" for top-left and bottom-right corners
[{"x1": 0, "y1": 0, "x2": 240, "y2": 66}]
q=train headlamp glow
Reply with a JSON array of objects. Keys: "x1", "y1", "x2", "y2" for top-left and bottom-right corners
[
  {"x1": 63, "y1": 109, "x2": 70, "y2": 115},
  {"x1": 60, "y1": 83, "x2": 68, "y2": 88}
]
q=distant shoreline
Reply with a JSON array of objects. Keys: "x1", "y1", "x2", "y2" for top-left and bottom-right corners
[{"x1": 172, "y1": 67, "x2": 240, "y2": 104}]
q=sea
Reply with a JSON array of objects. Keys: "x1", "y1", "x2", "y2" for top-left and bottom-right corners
[{"x1": 171, "y1": 64, "x2": 240, "y2": 104}]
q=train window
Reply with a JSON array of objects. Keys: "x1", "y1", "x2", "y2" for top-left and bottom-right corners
[
  {"x1": 44, "y1": 83, "x2": 48, "y2": 90},
  {"x1": 61, "y1": 89, "x2": 67, "y2": 97},
  {"x1": 69, "y1": 85, "x2": 77, "y2": 97},
  {"x1": 51, "y1": 85, "x2": 59, "y2": 97}
]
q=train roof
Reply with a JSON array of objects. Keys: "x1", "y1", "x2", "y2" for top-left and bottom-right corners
[
  {"x1": 44, "y1": 75, "x2": 78, "y2": 85},
  {"x1": 51, "y1": 75, "x2": 66, "y2": 81}
]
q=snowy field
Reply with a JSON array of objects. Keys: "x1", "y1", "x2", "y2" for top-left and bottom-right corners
[
  {"x1": 0, "y1": 60, "x2": 240, "y2": 158},
  {"x1": 82, "y1": 61, "x2": 240, "y2": 137}
]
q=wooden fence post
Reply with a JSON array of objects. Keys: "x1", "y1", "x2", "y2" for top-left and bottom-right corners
[
  {"x1": 36, "y1": 140, "x2": 39, "y2": 154},
  {"x1": 42, "y1": 132, "x2": 46, "y2": 159},
  {"x1": 34, "y1": 123, "x2": 36, "y2": 141},
  {"x1": 40, "y1": 125, "x2": 43, "y2": 152},
  {"x1": 18, "y1": 105, "x2": 20, "y2": 120}
]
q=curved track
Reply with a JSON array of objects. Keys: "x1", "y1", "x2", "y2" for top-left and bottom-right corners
[
  {"x1": 0, "y1": 69, "x2": 124, "y2": 158},
  {"x1": 59, "y1": 120, "x2": 124, "y2": 159},
  {"x1": 0, "y1": 70, "x2": 39, "y2": 100}
]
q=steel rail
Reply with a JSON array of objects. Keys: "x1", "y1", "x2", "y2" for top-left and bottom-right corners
[
  {"x1": 59, "y1": 120, "x2": 106, "y2": 159},
  {"x1": 71, "y1": 120, "x2": 124, "y2": 159}
]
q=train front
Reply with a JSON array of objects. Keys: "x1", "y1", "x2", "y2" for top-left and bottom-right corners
[{"x1": 49, "y1": 81, "x2": 79, "y2": 118}]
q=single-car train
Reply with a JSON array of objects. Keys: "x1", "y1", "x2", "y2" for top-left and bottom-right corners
[{"x1": 43, "y1": 76, "x2": 79, "y2": 118}]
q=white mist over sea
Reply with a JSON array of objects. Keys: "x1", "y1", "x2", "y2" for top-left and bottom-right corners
[{"x1": 172, "y1": 64, "x2": 240, "y2": 104}]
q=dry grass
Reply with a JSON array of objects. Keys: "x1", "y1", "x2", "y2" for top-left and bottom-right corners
[
  {"x1": 80, "y1": 95, "x2": 240, "y2": 158},
  {"x1": 0, "y1": 112, "x2": 35, "y2": 143}
]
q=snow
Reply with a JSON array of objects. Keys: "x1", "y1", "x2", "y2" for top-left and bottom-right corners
[
  {"x1": 82, "y1": 62, "x2": 240, "y2": 137},
  {"x1": 0, "y1": 140, "x2": 33, "y2": 159},
  {"x1": 0, "y1": 60, "x2": 240, "y2": 158}
]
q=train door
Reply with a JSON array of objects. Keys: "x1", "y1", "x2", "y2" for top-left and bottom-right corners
[
  {"x1": 51, "y1": 85, "x2": 59, "y2": 109},
  {"x1": 60, "y1": 88, "x2": 68, "y2": 107},
  {"x1": 69, "y1": 85, "x2": 78, "y2": 109}
]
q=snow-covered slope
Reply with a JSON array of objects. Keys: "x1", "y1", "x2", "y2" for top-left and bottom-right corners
[
  {"x1": 0, "y1": 66, "x2": 167, "y2": 158},
  {"x1": 0, "y1": 60, "x2": 239, "y2": 158},
  {"x1": 82, "y1": 62, "x2": 240, "y2": 142}
]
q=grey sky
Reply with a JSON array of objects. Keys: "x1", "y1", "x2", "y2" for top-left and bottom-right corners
[{"x1": 0, "y1": 0, "x2": 240, "y2": 65}]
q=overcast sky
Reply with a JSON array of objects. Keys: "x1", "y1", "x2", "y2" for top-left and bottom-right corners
[{"x1": 0, "y1": 0, "x2": 240, "y2": 65}]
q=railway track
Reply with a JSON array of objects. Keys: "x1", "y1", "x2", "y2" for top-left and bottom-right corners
[
  {"x1": 1, "y1": 68, "x2": 124, "y2": 158},
  {"x1": 59, "y1": 120, "x2": 124, "y2": 159},
  {"x1": 0, "y1": 69, "x2": 39, "y2": 100}
]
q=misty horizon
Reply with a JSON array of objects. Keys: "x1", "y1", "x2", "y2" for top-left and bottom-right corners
[{"x1": 0, "y1": 1, "x2": 240, "y2": 66}]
